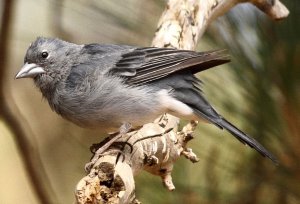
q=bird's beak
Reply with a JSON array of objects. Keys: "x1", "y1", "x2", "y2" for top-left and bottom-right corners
[{"x1": 15, "y1": 63, "x2": 45, "y2": 79}]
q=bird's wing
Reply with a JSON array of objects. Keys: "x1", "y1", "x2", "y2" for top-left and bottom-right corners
[{"x1": 109, "y1": 47, "x2": 230, "y2": 85}]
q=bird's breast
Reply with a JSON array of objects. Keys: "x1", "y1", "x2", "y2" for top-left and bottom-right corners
[{"x1": 49, "y1": 80, "x2": 166, "y2": 132}]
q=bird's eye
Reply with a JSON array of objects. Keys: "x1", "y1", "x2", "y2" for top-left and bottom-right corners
[{"x1": 41, "y1": 51, "x2": 49, "y2": 59}]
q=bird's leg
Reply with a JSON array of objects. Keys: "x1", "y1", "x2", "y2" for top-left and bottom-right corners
[
  {"x1": 85, "y1": 123, "x2": 132, "y2": 172},
  {"x1": 89, "y1": 133, "x2": 118, "y2": 154},
  {"x1": 119, "y1": 122, "x2": 133, "y2": 134}
]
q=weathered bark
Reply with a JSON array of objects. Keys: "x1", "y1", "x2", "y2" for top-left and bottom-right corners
[{"x1": 75, "y1": 0, "x2": 289, "y2": 203}]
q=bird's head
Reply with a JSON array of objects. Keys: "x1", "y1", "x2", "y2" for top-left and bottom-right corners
[{"x1": 16, "y1": 37, "x2": 81, "y2": 93}]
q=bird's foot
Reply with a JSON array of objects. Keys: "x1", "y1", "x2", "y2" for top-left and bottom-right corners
[
  {"x1": 85, "y1": 123, "x2": 134, "y2": 172},
  {"x1": 85, "y1": 133, "x2": 123, "y2": 172}
]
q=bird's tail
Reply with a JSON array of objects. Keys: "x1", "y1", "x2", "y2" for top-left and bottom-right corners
[{"x1": 218, "y1": 118, "x2": 278, "y2": 164}]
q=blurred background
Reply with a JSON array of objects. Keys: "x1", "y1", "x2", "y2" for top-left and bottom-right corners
[{"x1": 0, "y1": 0, "x2": 299, "y2": 203}]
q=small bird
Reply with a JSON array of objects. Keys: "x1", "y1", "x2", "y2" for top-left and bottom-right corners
[{"x1": 16, "y1": 37, "x2": 277, "y2": 163}]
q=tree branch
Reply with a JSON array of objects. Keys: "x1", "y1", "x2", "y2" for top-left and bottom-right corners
[{"x1": 75, "y1": 0, "x2": 289, "y2": 203}]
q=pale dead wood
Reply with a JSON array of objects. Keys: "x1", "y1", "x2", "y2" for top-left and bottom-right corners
[{"x1": 75, "y1": 0, "x2": 289, "y2": 203}]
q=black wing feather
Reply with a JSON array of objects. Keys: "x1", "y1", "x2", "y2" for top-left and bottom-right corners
[{"x1": 110, "y1": 47, "x2": 230, "y2": 85}]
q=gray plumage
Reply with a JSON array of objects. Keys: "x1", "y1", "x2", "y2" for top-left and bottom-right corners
[{"x1": 16, "y1": 37, "x2": 277, "y2": 164}]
